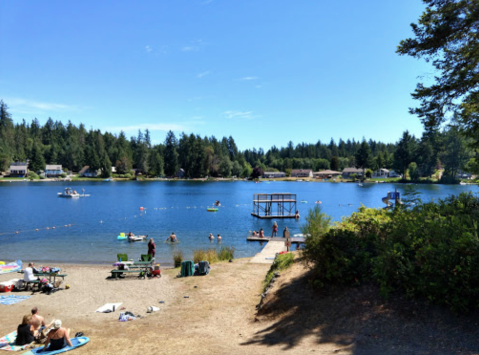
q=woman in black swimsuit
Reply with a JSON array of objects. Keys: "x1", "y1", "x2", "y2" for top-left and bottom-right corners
[{"x1": 41, "y1": 319, "x2": 72, "y2": 352}]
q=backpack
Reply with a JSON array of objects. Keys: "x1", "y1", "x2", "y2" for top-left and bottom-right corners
[{"x1": 198, "y1": 261, "x2": 210, "y2": 275}]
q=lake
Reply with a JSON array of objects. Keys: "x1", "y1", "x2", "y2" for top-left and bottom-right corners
[{"x1": 0, "y1": 180, "x2": 477, "y2": 265}]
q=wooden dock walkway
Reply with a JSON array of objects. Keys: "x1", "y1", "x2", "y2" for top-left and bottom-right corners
[
  {"x1": 249, "y1": 241, "x2": 287, "y2": 264},
  {"x1": 246, "y1": 236, "x2": 306, "y2": 243}
]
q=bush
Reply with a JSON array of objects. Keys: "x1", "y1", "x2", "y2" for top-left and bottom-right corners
[
  {"x1": 303, "y1": 193, "x2": 479, "y2": 314},
  {"x1": 172, "y1": 250, "x2": 183, "y2": 268},
  {"x1": 28, "y1": 171, "x2": 39, "y2": 180},
  {"x1": 217, "y1": 246, "x2": 235, "y2": 261},
  {"x1": 193, "y1": 249, "x2": 218, "y2": 264},
  {"x1": 264, "y1": 253, "x2": 294, "y2": 291}
]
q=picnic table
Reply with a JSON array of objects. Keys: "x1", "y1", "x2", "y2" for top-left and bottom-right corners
[
  {"x1": 110, "y1": 260, "x2": 154, "y2": 279},
  {"x1": 17, "y1": 271, "x2": 67, "y2": 287}
]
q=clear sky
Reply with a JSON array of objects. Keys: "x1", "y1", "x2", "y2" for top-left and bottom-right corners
[{"x1": 0, "y1": 0, "x2": 431, "y2": 150}]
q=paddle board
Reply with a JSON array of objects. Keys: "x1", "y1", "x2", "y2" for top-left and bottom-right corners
[{"x1": 22, "y1": 337, "x2": 89, "y2": 355}]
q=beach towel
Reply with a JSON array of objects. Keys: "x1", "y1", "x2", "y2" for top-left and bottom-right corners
[
  {"x1": 0, "y1": 296, "x2": 30, "y2": 306},
  {"x1": 95, "y1": 303, "x2": 122, "y2": 313},
  {"x1": 179, "y1": 261, "x2": 195, "y2": 277},
  {"x1": 0, "y1": 261, "x2": 22, "y2": 276},
  {"x1": 0, "y1": 331, "x2": 30, "y2": 351}
]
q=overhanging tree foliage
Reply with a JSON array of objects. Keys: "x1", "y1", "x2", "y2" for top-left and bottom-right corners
[{"x1": 397, "y1": 0, "x2": 479, "y2": 146}]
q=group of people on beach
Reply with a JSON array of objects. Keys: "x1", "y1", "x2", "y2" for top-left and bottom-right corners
[{"x1": 15, "y1": 307, "x2": 72, "y2": 351}]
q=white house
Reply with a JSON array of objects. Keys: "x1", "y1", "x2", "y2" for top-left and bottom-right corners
[
  {"x1": 388, "y1": 170, "x2": 402, "y2": 178},
  {"x1": 373, "y1": 168, "x2": 389, "y2": 177},
  {"x1": 45, "y1": 164, "x2": 63, "y2": 177}
]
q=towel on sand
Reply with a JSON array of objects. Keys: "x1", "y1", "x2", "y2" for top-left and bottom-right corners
[
  {"x1": 0, "y1": 331, "x2": 30, "y2": 351},
  {"x1": 0, "y1": 296, "x2": 30, "y2": 306}
]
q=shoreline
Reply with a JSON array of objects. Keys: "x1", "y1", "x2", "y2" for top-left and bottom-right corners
[{"x1": 0, "y1": 258, "x2": 175, "y2": 268}]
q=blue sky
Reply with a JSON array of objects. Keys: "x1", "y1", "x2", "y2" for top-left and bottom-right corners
[{"x1": 0, "y1": 0, "x2": 430, "y2": 150}]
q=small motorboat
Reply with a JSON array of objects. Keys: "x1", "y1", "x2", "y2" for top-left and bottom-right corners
[
  {"x1": 128, "y1": 235, "x2": 148, "y2": 242},
  {"x1": 58, "y1": 188, "x2": 80, "y2": 198}
]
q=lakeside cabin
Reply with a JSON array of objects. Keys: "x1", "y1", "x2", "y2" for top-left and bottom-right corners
[
  {"x1": 263, "y1": 171, "x2": 286, "y2": 179},
  {"x1": 45, "y1": 164, "x2": 63, "y2": 177},
  {"x1": 8, "y1": 162, "x2": 28, "y2": 177},
  {"x1": 313, "y1": 170, "x2": 341, "y2": 179},
  {"x1": 252, "y1": 193, "x2": 297, "y2": 219},
  {"x1": 290, "y1": 169, "x2": 313, "y2": 178},
  {"x1": 341, "y1": 167, "x2": 363, "y2": 178}
]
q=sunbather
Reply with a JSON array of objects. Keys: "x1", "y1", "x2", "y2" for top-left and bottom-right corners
[
  {"x1": 40, "y1": 320, "x2": 72, "y2": 352},
  {"x1": 16, "y1": 315, "x2": 34, "y2": 346}
]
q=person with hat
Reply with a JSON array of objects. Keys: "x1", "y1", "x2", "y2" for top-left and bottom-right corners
[{"x1": 40, "y1": 320, "x2": 72, "y2": 352}]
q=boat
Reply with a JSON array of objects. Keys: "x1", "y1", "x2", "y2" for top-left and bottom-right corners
[
  {"x1": 460, "y1": 181, "x2": 467, "y2": 185},
  {"x1": 301, "y1": 200, "x2": 308, "y2": 203},
  {"x1": 207, "y1": 207, "x2": 218, "y2": 212},
  {"x1": 358, "y1": 183, "x2": 363, "y2": 187},
  {"x1": 57, "y1": 188, "x2": 80, "y2": 198}
]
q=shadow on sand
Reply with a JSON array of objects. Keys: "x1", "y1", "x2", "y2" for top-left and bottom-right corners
[{"x1": 241, "y1": 266, "x2": 479, "y2": 354}]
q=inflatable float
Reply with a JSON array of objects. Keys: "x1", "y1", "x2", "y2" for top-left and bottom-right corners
[
  {"x1": 128, "y1": 235, "x2": 147, "y2": 242},
  {"x1": 206, "y1": 207, "x2": 218, "y2": 212}
]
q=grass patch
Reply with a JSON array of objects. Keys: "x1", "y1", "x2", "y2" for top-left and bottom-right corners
[
  {"x1": 263, "y1": 253, "x2": 294, "y2": 291},
  {"x1": 172, "y1": 250, "x2": 184, "y2": 268},
  {"x1": 193, "y1": 246, "x2": 235, "y2": 264}
]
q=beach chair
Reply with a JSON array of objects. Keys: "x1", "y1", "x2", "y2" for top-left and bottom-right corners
[
  {"x1": 179, "y1": 260, "x2": 195, "y2": 277},
  {"x1": 117, "y1": 254, "x2": 128, "y2": 262},
  {"x1": 198, "y1": 261, "x2": 210, "y2": 275},
  {"x1": 140, "y1": 254, "x2": 152, "y2": 262}
]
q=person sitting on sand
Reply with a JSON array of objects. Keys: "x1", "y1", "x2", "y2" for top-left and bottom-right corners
[
  {"x1": 217, "y1": 234, "x2": 222, "y2": 242},
  {"x1": 16, "y1": 315, "x2": 34, "y2": 346},
  {"x1": 166, "y1": 233, "x2": 177, "y2": 242},
  {"x1": 41, "y1": 320, "x2": 72, "y2": 352},
  {"x1": 209, "y1": 233, "x2": 214, "y2": 240},
  {"x1": 30, "y1": 307, "x2": 54, "y2": 338},
  {"x1": 259, "y1": 228, "x2": 265, "y2": 238}
]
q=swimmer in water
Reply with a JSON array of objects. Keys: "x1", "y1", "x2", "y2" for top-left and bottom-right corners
[
  {"x1": 217, "y1": 234, "x2": 222, "y2": 242},
  {"x1": 208, "y1": 233, "x2": 214, "y2": 240}
]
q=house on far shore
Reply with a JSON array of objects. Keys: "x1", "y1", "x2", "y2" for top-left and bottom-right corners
[
  {"x1": 291, "y1": 169, "x2": 313, "y2": 178},
  {"x1": 263, "y1": 171, "x2": 286, "y2": 179},
  {"x1": 176, "y1": 168, "x2": 185, "y2": 178},
  {"x1": 111, "y1": 166, "x2": 117, "y2": 174},
  {"x1": 313, "y1": 170, "x2": 341, "y2": 179},
  {"x1": 8, "y1": 162, "x2": 28, "y2": 177},
  {"x1": 79, "y1": 166, "x2": 100, "y2": 177},
  {"x1": 373, "y1": 168, "x2": 389, "y2": 178},
  {"x1": 45, "y1": 164, "x2": 63, "y2": 177},
  {"x1": 388, "y1": 170, "x2": 402, "y2": 178},
  {"x1": 341, "y1": 167, "x2": 363, "y2": 178}
]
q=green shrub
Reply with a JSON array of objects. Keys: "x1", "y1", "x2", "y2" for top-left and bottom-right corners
[
  {"x1": 263, "y1": 253, "x2": 294, "y2": 291},
  {"x1": 172, "y1": 250, "x2": 183, "y2": 268},
  {"x1": 193, "y1": 249, "x2": 218, "y2": 264},
  {"x1": 217, "y1": 246, "x2": 235, "y2": 261},
  {"x1": 303, "y1": 192, "x2": 479, "y2": 314},
  {"x1": 28, "y1": 171, "x2": 39, "y2": 180}
]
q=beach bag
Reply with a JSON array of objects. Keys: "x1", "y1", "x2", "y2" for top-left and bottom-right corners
[
  {"x1": 180, "y1": 261, "x2": 195, "y2": 277},
  {"x1": 198, "y1": 261, "x2": 210, "y2": 275}
]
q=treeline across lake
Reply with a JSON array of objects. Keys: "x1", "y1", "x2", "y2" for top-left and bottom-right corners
[{"x1": 0, "y1": 100, "x2": 475, "y2": 180}]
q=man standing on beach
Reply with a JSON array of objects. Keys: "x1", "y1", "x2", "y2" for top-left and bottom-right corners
[{"x1": 30, "y1": 307, "x2": 54, "y2": 338}]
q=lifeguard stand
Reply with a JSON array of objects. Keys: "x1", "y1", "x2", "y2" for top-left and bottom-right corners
[{"x1": 251, "y1": 193, "x2": 297, "y2": 219}]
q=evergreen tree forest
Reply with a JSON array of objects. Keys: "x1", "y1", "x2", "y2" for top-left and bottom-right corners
[{"x1": 0, "y1": 100, "x2": 476, "y2": 180}]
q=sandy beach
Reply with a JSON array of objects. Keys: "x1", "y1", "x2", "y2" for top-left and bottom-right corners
[{"x1": 2, "y1": 257, "x2": 479, "y2": 355}]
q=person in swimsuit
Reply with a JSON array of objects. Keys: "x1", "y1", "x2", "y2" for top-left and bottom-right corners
[
  {"x1": 208, "y1": 233, "x2": 214, "y2": 240},
  {"x1": 271, "y1": 221, "x2": 278, "y2": 237},
  {"x1": 16, "y1": 315, "x2": 34, "y2": 346},
  {"x1": 41, "y1": 319, "x2": 72, "y2": 352},
  {"x1": 147, "y1": 238, "x2": 156, "y2": 257},
  {"x1": 30, "y1": 307, "x2": 54, "y2": 338},
  {"x1": 217, "y1": 234, "x2": 222, "y2": 242},
  {"x1": 259, "y1": 228, "x2": 265, "y2": 238},
  {"x1": 165, "y1": 232, "x2": 177, "y2": 242}
]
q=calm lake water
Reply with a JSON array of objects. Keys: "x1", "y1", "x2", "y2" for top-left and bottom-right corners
[{"x1": 0, "y1": 181, "x2": 477, "y2": 265}]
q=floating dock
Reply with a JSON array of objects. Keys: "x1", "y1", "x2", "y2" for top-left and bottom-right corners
[{"x1": 251, "y1": 193, "x2": 297, "y2": 219}]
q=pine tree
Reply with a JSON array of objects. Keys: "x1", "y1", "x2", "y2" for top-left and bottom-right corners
[{"x1": 164, "y1": 131, "x2": 178, "y2": 177}]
